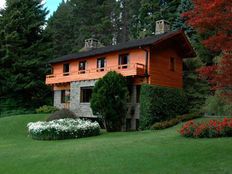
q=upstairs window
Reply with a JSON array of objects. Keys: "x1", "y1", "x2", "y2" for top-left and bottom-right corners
[
  {"x1": 79, "y1": 61, "x2": 86, "y2": 74},
  {"x1": 119, "y1": 54, "x2": 129, "y2": 69},
  {"x1": 97, "y1": 57, "x2": 106, "y2": 71},
  {"x1": 170, "y1": 57, "x2": 175, "y2": 71},
  {"x1": 63, "y1": 63, "x2": 70, "y2": 76},
  {"x1": 80, "y1": 87, "x2": 93, "y2": 103}
]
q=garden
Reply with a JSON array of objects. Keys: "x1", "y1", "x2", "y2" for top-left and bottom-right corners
[{"x1": 0, "y1": 114, "x2": 232, "y2": 174}]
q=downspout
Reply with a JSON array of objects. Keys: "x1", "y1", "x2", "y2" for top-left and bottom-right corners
[{"x1": 140, "y1": 46, "x2": 149, "y2": 83}]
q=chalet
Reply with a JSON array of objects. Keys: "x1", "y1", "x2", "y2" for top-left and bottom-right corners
[{"x1": 46, "y1": 20, "x2": 196, "y2": 130}]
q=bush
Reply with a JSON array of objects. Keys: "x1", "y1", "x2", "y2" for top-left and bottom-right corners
[
  {"x1": 151, "y1": 118, "x2": 181, "y2": 130},
  {"x1": 90, "y1": 71, "x2": 129, "y2": 132},
  {"x1": 27, "y1": 118, "x2": 100, "y2": 140},
  {"x1": 203, "y1": 94, "x2": 232, "y2": 116},
  {"x1": 140, "y1": 84, "x2": 188, "y2": 129},
  {"x1": 180, "y1": 118, "x2": 232, "y2": 138},
  {"x1": 150, "y1": 113, "x2": 203, "y2": 130},
  {"x1": 36, "y1": 105, "x2": 58, "y2": 114},
  {"x1": 177, "y1": 112, "x2": 203, "y2": 122},
  {"x1": 47, "y1": 109, "x2": 77, "y2": 121}
]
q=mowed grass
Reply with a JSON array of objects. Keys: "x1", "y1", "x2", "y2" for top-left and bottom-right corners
[{"x1": 0, "y1": 115, "x2": 232, "y2": 174}]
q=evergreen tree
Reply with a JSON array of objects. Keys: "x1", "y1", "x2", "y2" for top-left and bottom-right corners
[
  {"x1": 0, "y1": 0, "x2": 52, "y2": 110},
  {"x1": 137, "y1": 0, "x2": 180, "y2": 38},
  {"x1": 47, "y1": 0, "x2": 74, "y2": 57},
  {"x1": 70, "y1": 0, "x2": 116, "y2": 51}
]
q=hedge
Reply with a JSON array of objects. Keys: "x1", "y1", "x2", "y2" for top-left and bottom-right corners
[{"x1": 140, "y1": 84, "x2": 188, "y2": 129}]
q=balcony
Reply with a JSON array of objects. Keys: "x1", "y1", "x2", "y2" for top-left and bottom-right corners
[{"x1": 46, "y1": 63, "x2": 145, "y2": 85}]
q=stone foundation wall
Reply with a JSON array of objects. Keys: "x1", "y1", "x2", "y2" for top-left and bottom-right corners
[
  {"x1": 53, "y1": 80, "x2": 140, "y2": 130},
  {"x1": 70, "y1": 80, "x2": 96, "y2": 117}
]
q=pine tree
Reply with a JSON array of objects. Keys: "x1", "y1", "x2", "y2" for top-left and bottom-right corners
[
  {"x1": 0, "y1": 0, "x2": 52, "y2": 110},
  {"x1": 47, "y1": 0, "x2": 75, "y2": 57},
  {"x1": 137, "y1": 0, "x2": 180, "y2": 38}
]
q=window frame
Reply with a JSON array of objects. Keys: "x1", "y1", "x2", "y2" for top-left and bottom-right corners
[
  {"x1": 61, "y1": 90, "x2": 70, "y2": 103},
  {"x1": 79, "y1": 60, "x2": 87, "y2": 74},
  {"x1": 97, "y1": 57, "x2": 106, "y2": 71},
  {"x1": 118, "y1": 54, "x2": 129, "y2": 69},
  {"x1": 63, "y1": 63, "x2": 70, "y2": 76},
  {"x1": 80, "y1": 87, "x2": 93, "y2": 103}
]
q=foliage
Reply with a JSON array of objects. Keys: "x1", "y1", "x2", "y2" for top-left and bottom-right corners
[
  {"x1": 1, "y1": 114, "x2": 232, "y2": 173},
  {"x1": 183, "y1": 58, "x2": 210, "y2": 112},
  {"x1": 36, "y1": 105, "x2": 58, "y2": 114},
  {"x1": 27, "y1": 118, "x2": 100, "y2": 140},
  {"x1": 47, "y1": 109, "x2": 77, "y2": 121},
  {"x1": 150, "y1": 117, "x2": 180, "y2": 130},
  {"x1": 137, "y1": 0, "x2": 180, "y2": 37},
  {"x1": 90, "y1": 71, "x2": 129, "y2": 132},
  {"x1": 140, "y1": 84, "x2": 188, "y2": 129},
  {"x1": 0, "y1": 0, "x2": 52, "y2": 110},
  {"x1": 203, "y1": 94, "x2": 232, "y2": 116},
  {"x1": 184, "y1": 0, "x2": 232, "y2": 103},
  {"x1": 151, "y1": 112, "x2": 203, "y2": 130},
  {"x1": 177, "y1": 112, "x2": 203, "y2": 122},
  {"x1": 180, "y1": 118, "x2": 232, "y2": 138}
]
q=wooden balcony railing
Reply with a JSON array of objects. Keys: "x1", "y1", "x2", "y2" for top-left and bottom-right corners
[{"x1": 46, "y1": 63, "x2": 145, "y2": 85}]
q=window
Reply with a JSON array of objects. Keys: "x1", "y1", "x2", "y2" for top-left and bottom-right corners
[
  {"x1": 136, "y1": 85, "x2": 141, "y2": 103},
  {"x1": 97, "y1": 57, "x2": 106, "y2": 71},
  {"x1": 61, "y1": 90, "x2": 70, "y2": 103},
  {"x1": 170, "y1": 57, "x2": 175, "y2": 71},
  {"x1": 119, "y1": 54, "x2": 129, "y2": 69},
  {"x1": 79, "y1": 61, "x2": 86, "y2": 74},
  {"x1": 63, "y1": 63, "x2": 69, "y2": 76},
  {"x1": 80, "y1": 87, "x2": 93, "y2": 103}
]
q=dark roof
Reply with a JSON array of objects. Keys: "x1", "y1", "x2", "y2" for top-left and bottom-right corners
[{"x1": 49, "y1": 30, "x2": 195, "y2": 64}]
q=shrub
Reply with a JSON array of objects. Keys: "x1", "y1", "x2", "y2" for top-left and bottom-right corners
[
  {"x1": 90, "y1": 71, "x2": 129, "y2": 132},
  {"x1": 180, "y1": 118, "x2": 232, "y2": 138},
  {"x1": 36, "y1": 105, "x2": 58, "y2": 114},
  {"x1": 177, "y1": 112, "x2": 203, "y2": 122},
  {"x1": 140, "y1": 84, "x2": 188, "y2": 129},
  {"x1": 47, "y1": 109, "x2": 77, "y2": 121},
  {"x1": 150, "y1": 113, "x2": 203, "y2": 130},
  {"x1": 27, "y1": 118, "x2": 100, "y2": 140},
  {"x1": 150, "y1": 118, "x2": 181, "y2": 130},
  {"x1": 203, "y1": 94, "x2": 232, "y2": 116}
]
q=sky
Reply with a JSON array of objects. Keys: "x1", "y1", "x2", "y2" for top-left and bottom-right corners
[{"x1": 0, "y1": 0, "x2": 63, "y2": 18}]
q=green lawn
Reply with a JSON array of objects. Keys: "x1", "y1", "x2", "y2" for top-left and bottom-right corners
[{"x1": 0, "y1": 114, "x2": 232, "y2": 174}]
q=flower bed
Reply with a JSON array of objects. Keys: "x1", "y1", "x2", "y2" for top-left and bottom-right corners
[
  {"x1": 180, "y1": 118, "x2": 232, "y2": 138},
  {"x1": 27, "y1": 118, "x2": 100, "y2": 140}
]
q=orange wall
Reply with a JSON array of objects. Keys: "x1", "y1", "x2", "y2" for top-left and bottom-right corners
[
  {"x1": 52, "y1": 48, "x2": 147, "y2": 76},
  {"x1": 149, "y1": 47, "x2": 183, "y2": 88}
]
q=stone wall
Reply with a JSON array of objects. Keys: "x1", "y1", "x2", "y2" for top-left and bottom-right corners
[
  {"x1": 53, "y1": 80, "x2": 140, "y2": 130},
  {"x1": 70, "y1": 80, "x2": 96, "y2": 117}
]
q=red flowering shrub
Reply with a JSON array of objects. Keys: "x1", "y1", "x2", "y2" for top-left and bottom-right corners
[{"x1": 180, "y1": 118, "x2": 232, "y2": 138}]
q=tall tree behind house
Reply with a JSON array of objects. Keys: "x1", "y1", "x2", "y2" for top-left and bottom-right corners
[{"x1": 0, "y1": 0, "x2": 52, "y2": 110}]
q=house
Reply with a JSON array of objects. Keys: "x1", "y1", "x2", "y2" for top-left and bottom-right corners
[{"x1": 45, "y1": 20, "x2": 196, "y2": 130}]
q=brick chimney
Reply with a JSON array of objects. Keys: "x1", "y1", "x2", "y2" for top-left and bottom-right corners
[{"x1": 155, "y1": 20, "x2": 170, "y2": 35}]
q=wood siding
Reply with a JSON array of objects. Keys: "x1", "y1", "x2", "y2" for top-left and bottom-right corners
[{"x1": 149, "y1": 47, "x2": 183, "y2": 88}]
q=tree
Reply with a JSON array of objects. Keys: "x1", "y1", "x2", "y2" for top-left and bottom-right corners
[
  {"x1": 0, "y1": 0, "x2": 52, "y2": 110},
  {"x1": 47, "y1": 0, "x2": 75, "y2": 57},
  {"x1": 90, "y1": 71, "x2": 129, "y2": 132},
  {"x1": 184, "y1": 0, "x2": 232, "y2": 103},
  {"x1": 137, "y1": 0, "x2": 180, "y2": 38}
]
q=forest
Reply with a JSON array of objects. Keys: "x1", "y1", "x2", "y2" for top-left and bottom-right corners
[{"x1": 0, "y1": 0, "x2": 231, "y2": 116}]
